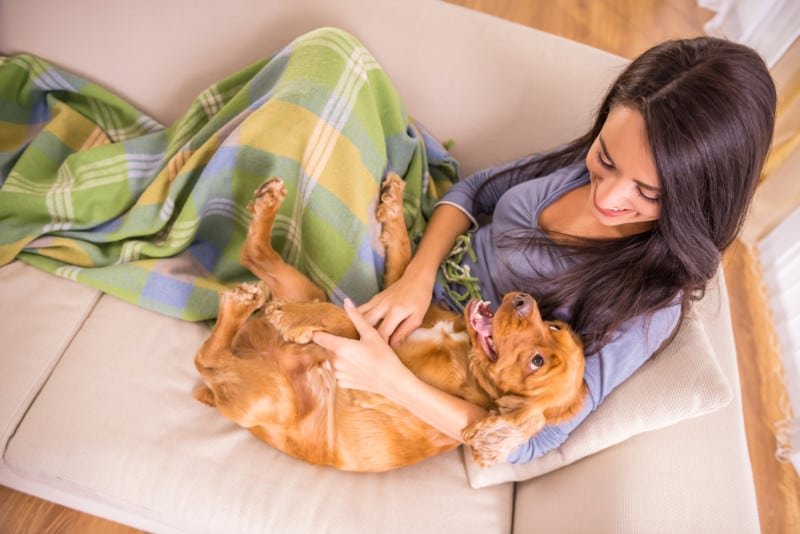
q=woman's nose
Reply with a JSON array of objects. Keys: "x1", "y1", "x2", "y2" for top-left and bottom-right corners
[{"x1": 596, "y1": 175, "x2": 634, "y2": 206}]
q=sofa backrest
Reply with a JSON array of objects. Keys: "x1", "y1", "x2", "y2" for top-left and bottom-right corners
[{"x1": 0, "y1": 0, "x2": 626, "y2": 177}]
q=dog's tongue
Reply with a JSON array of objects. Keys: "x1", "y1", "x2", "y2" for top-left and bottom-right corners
[
  {"x1": 472, "y1": 310, "x2": 492, "y2": 337},
  {"x1": 470, "y1": 301, "x2": 496, "y2": 361}
]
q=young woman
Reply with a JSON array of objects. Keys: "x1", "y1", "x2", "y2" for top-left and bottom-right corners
[{"x1": 314, "y1": 36, "x2": 777, "y2": 463}]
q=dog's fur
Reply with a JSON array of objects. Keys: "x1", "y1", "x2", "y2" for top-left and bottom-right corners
[{"x1": 194, "y1": 173, "x2": 587, "y2": 471}]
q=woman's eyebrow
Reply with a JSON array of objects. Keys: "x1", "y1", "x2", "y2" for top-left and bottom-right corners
[{"x1": 598, "y1": 136, "x2": 616, "y2": 166}]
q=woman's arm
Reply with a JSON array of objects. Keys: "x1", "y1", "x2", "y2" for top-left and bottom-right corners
[{"x1": 314, "y1": 299, "x2": 488, "y2": 441}]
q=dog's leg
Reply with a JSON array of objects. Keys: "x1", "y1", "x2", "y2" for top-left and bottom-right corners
[
  {"x1": 241, "y1": 178, "x2": 327, "y2": 302},
  {"x1": 194, "y1": 282, "x2": 268, "y2": 397},
  {"x1": 265, "y1": 300, "x2": 358, "y2": 344},
  {"x1": 376, "y1": 172, "x2": 412, "y2": 287},
  {"x1": 462, "y1": 395, "x2": 547, "y2": 468}
]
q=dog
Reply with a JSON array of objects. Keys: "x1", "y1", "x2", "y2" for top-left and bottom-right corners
[{"x1": 193, "y1": 173, "x2": 587, "y2": 471}]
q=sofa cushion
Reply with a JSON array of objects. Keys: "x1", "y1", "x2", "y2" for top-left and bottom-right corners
[
  {"x1": 511, "y1": 275, "x2": 760, "y2": 533},
  {"x1": 464, "y1": 277, "x2": 732, "y2": 488},
  {"x1": 0, "y1": 261, "x2": 100, "y2": 450},
  {"x1": 2, "y1": 293, "x2": 512, "y2": 534}
]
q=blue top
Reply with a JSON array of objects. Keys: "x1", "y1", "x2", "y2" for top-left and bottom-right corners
[{"x1": 432, "y1": 157, "x2": 681, "y2": 463}]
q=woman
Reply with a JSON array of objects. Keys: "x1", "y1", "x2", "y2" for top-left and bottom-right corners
[{"x1": 314, "y1": 36, "x2": 776, "y2": 463}]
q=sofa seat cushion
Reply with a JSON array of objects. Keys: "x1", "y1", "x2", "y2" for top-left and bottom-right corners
[
  {"x1": 2, "y1": 293, "x2": 512, "y2": 533},
  {"x1": 0, "y1": 262, "x2": 100, "y2": 449}
]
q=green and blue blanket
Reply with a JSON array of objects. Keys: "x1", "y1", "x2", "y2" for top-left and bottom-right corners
[{"x1": 0, "y1": 28, "x2": 457, "y2": 321}]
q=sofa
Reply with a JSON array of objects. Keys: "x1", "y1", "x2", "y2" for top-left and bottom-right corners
[{"x1": 0, "y1": 0, "x2": 761, "y2": 532}]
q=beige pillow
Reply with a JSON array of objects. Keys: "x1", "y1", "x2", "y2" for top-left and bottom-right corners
[{"x1": 463, "y1": 308, "x2": 732, "y2": 488}]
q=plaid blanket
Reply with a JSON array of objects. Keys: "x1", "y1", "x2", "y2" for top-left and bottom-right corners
[{"x1": 0, "y1": 28, "x2": 457, "y2": 321}]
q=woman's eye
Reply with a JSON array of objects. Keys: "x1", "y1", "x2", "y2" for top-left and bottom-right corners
[
  {"x1": 597, "y1": 150, "x2": 614, "y2": 170},
  {"x1": 548, "y1": 323, "x2": 561, "y2": 331},
  {"x1": 638, "y1": 188, "x2": 661, "y2": 203}
]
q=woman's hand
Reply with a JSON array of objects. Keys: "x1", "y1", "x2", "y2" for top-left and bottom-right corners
[
  {"x1": 358, "y1": 202, "x2": 472, "y2": 346},
  {"x1": 313, "y1": 299, "x2": 414, "y2": 396},
  {"x1": 357, "y1": 270, "x2": 434, "y2": 346}
]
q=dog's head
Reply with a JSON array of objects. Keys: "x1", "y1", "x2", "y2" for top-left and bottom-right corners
[{"x1": 464, "y1": 292, "x2": 585, "y2": 409}]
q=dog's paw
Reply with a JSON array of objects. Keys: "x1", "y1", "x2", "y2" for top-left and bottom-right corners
[
  {"x1": 192, "y1": 385, "x2": 217, "y2": 407},
  {"x1": 376, "y1": 172, "x2": 405, "y2": 223},
  {"x1": 247, "y1": 177, "x2": 287, "y2": 214},
  {"x1": 220, "y1": 281, "x2": 269, "y2": 315},
  {"x1": 263, "y1": 300, "x2": 319, "y2": 344},
  {"x1": 463, "y1": 416, "x2": 526, "y2": 468}
]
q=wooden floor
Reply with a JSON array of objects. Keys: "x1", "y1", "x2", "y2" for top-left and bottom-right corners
[{"x1": 2, "y1": 1, "x2": 798, "y2": 532}]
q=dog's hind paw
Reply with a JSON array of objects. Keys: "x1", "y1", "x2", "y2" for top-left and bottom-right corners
[
  {"x1": 247, "y1": 177, "x2": 287, "y2": 214},
  {"x1": 220, "y1": 281, "x2": 269, "y2": 316},
  {"x1": 263, "y1": 301, "x2": 321, "y2": 344},
  {"x1": 192, "y1": 385, "x2": 217, "y2": 407}
]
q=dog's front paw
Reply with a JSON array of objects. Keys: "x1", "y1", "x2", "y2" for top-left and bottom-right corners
[
  {"x1": 463, "y1": 416, "x2": 526, "y2": 468},
  {"x1": 376, "y1": 172, "x2": 405, "y2": 223}
]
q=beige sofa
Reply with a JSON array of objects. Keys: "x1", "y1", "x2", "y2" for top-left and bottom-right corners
[{"x1": 0, "y1": 0, "x2": 761, "y2": 532}]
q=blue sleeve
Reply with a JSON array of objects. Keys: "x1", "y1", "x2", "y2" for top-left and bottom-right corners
[
  {"x1": 506, "y1": 302, "x2": 682, "y2": 464},
  {"x1": 435, "y1": 154, "x2": 540, "y2": 230}
]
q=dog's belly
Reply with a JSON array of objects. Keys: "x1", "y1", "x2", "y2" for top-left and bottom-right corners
[
  {"x1": 332, "y1": 392, "x2": 459, "y2": 471},
  {"x1": 245, "y1": 361, "x2": 459, "y2": 472},
  {"x1": 406, "y1": 319, "x2": 469, "y2": 344},
  {"x1": 233, "y1": 319, "x2": 472, "y2": 471}
]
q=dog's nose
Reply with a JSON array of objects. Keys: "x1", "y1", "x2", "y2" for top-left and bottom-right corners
[{"x1": 512, "y1": 293, "x2": 534, "y2": 317}]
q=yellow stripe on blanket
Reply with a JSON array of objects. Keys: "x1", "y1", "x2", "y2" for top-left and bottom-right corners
[
  {"x1": 241, "y1": 100, "x2": 378, "y2": 224},
  {"x1": 32, "y1": 236, "x2": 94, "y2": 266},
  {"x1": 48, "y1": 101, "x2": 111, "y2": 152},
  {"x1": 0, "y1": 121, "x2": 32, "y2": 152}
]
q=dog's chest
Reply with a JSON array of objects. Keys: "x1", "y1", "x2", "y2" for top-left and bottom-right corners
[{"x1": 406, "y1": 320, "x2": 468, "y2": 344}]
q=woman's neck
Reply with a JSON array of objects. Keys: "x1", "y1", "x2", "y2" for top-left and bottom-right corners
[{"x1": 539, "y1": 184, "x2": 653, "y2": 240}]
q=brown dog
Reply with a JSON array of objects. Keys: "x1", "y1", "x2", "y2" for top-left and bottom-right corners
[{"x1": 194, "y1": 173, "x2": 587, "y2": 471}]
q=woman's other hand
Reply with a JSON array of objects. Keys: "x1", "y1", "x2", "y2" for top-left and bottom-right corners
[
  {"x1": 313, "y1": 299, "x2": 414, "y2": 396},
  {"x1": 357, "y1": 270, "x2": 434, "y2": 346}
]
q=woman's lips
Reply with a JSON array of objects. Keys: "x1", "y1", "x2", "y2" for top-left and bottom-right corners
[{"x1": 595, "y1": 204, "x2": 632, "y2": 218}]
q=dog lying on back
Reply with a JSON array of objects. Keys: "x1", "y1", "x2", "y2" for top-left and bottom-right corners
[{"x1": 194, "y1": 173, "x2": 587, "y2": 471}]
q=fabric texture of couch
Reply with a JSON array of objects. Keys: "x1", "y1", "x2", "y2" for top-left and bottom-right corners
[{"x1": 0, "y1": 0, "x2": 761, "y2": 532}]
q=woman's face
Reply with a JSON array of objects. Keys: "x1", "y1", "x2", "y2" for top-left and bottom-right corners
[{"x1": 585, "y1": 105, "x2": 662, "y2": 233}]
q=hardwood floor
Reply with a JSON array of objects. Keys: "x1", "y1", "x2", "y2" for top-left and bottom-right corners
[
  {"x1": 2, "y1": 1, "x2": 798, "y2": 532},
  {"x1": 723, "y1": 241, "x2": 800, "y2": 533},
  {"x1": 446, "y1": 0, "x2": 715, "y2": 59}
]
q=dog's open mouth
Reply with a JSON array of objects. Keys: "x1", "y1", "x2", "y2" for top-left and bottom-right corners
[{"x1": 467, "y1": 300, "x2": 496, "y2": 362}]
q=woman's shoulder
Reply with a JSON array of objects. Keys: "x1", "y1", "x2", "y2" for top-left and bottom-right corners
[
  {"x1": 509, "y1": 161, "x2": 588, "y2": 199},
  {"x1": 496, "y1": 161, "x2": 588, "y2": 223}
]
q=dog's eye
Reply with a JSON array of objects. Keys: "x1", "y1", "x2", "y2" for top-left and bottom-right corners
[
  {"x1": 548, "y1": 323, "x2": 561, "y2": 331},
  {"x1": 530, "y1": 354, "x2": 545, "y2": 370}
]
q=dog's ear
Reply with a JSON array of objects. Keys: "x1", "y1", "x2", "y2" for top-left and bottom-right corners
[{"x1": 462, "y1": 395, "x2": 546, "y2": 467}]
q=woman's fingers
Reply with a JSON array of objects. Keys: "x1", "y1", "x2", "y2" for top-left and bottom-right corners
[
  {"x1": 312, "y1": 330, "x2": 345, "y2": 351},
  {"x1": 389, "y1": 315, "x2": 421, "y2": 347},
  {"x1": 342, "y1": 298, "x2": 379, "y2": 337},
  {"x1": 357, "y1": 297, "x2": 381, "y2": 326}
]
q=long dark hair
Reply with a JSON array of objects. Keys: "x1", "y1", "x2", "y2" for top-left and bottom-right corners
[{"x1": 483, "y1": 37, "x2": 776, "y2": 354}]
